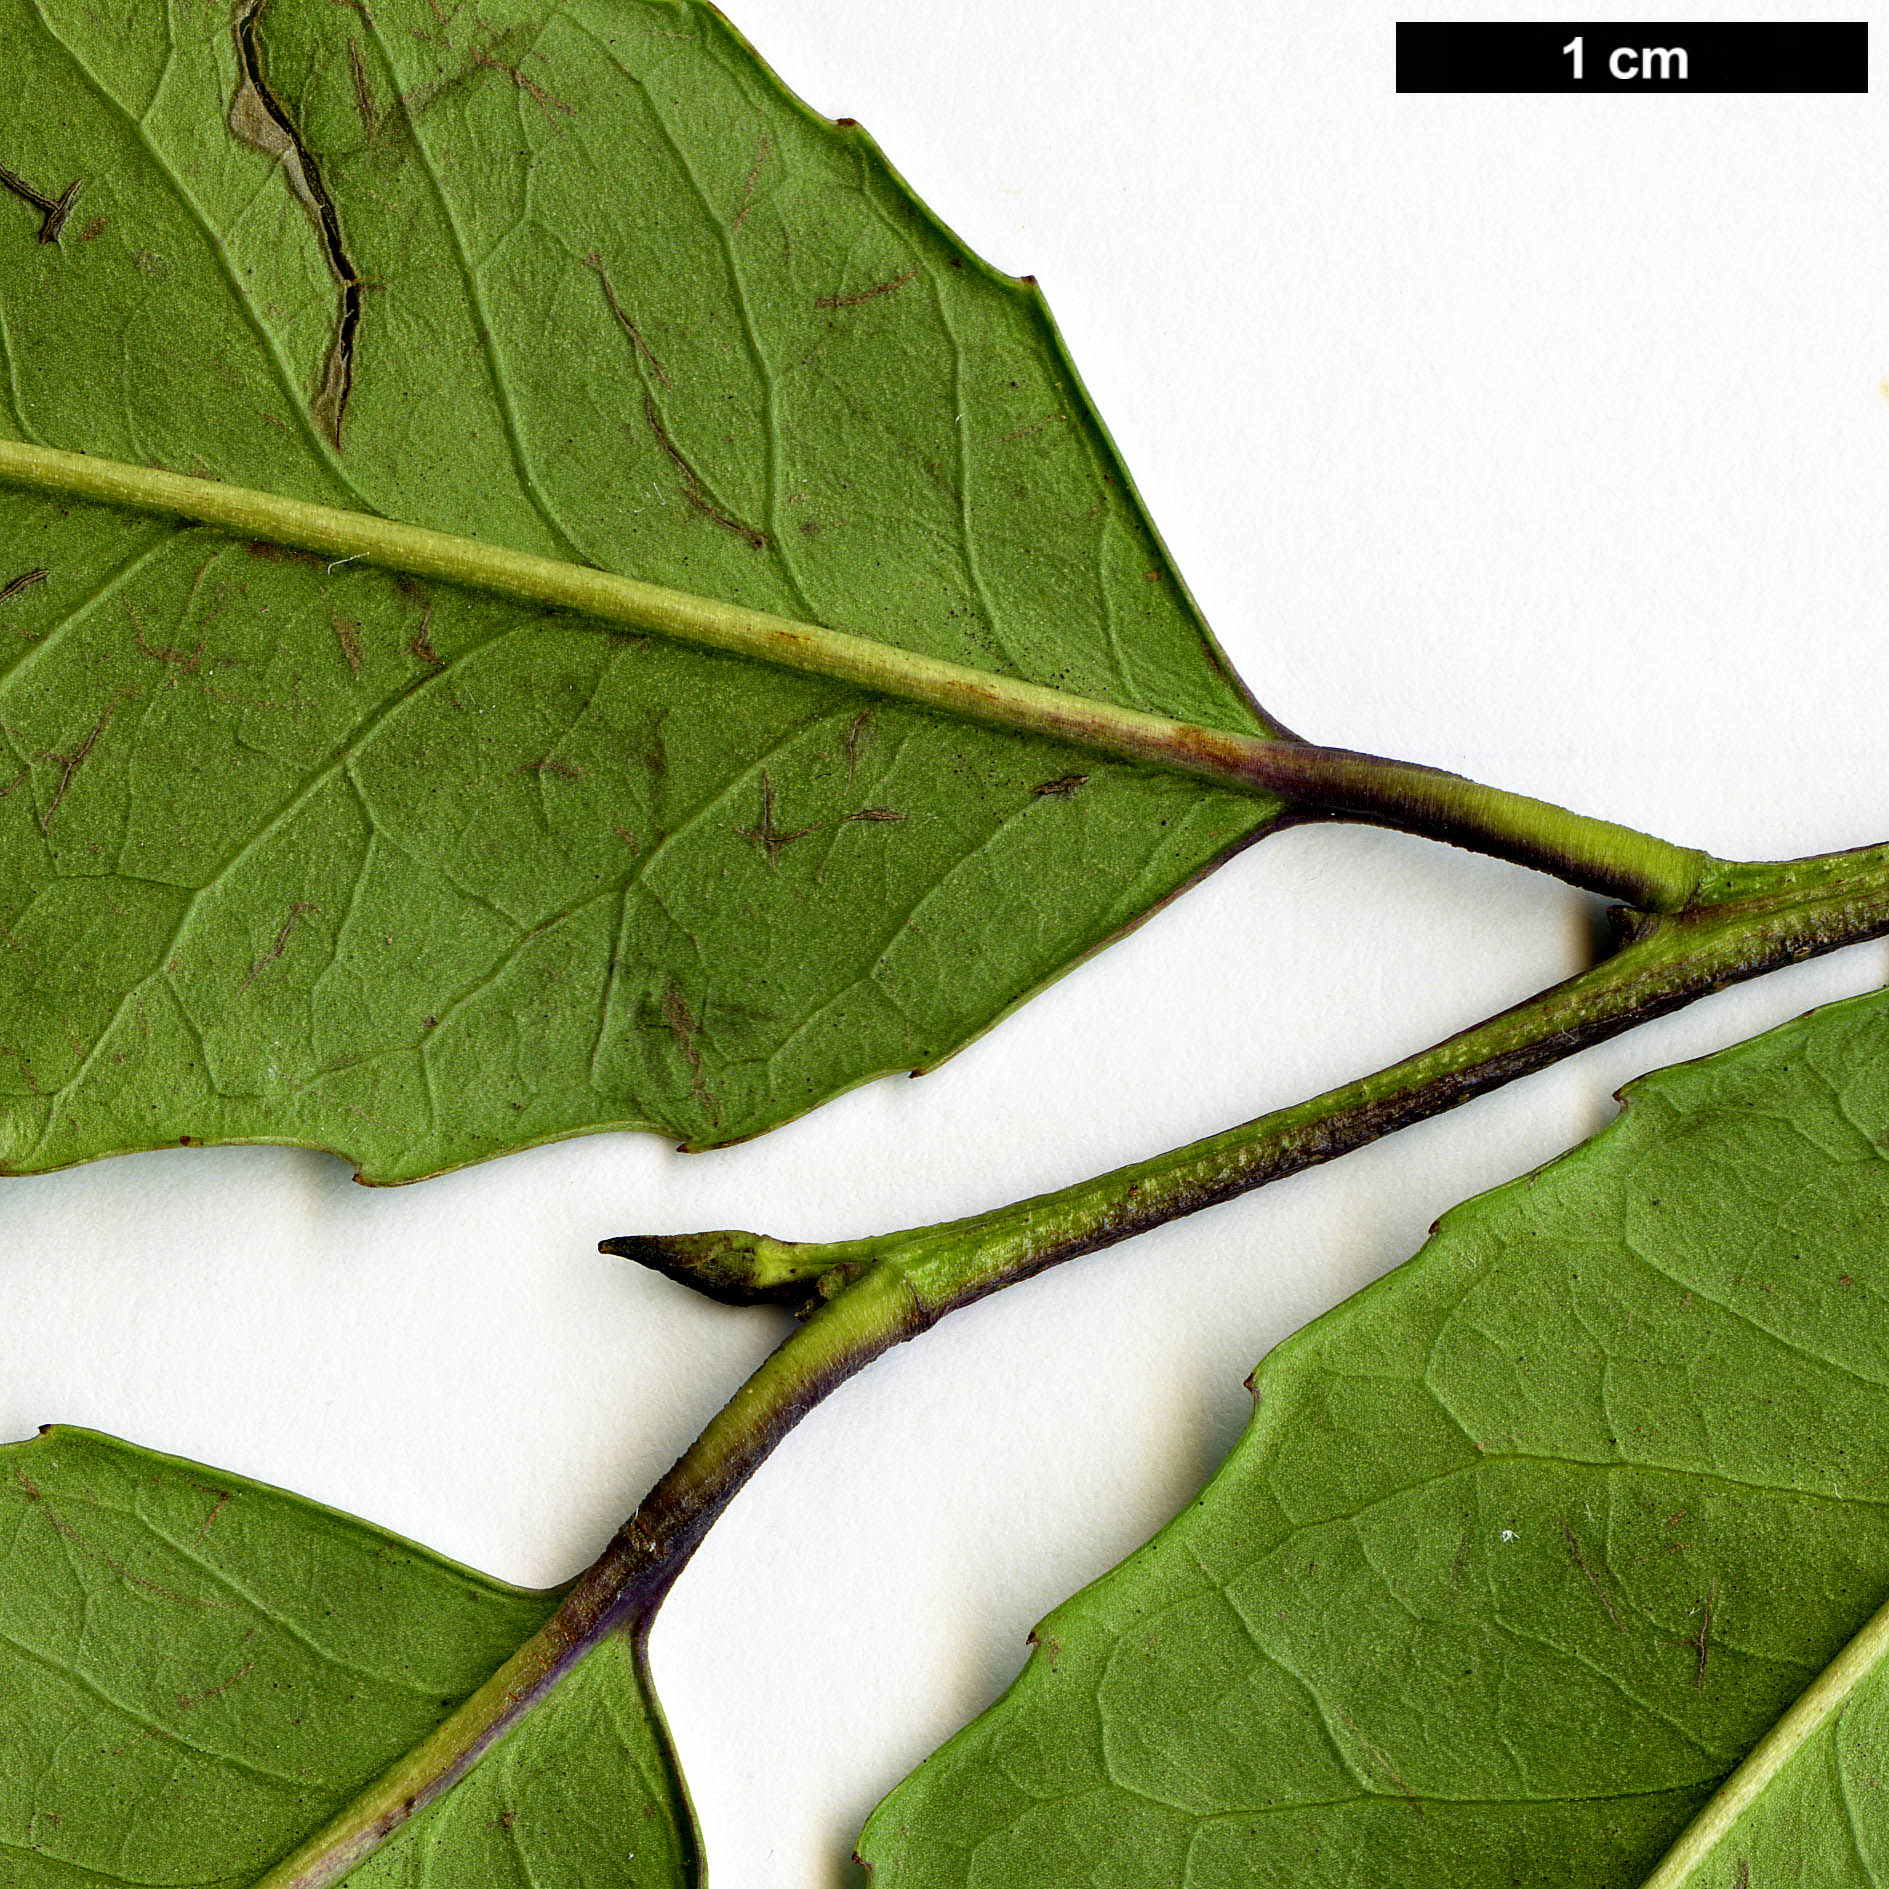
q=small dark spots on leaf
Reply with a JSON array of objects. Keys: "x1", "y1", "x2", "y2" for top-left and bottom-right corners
[
  {"x1": 1031, "y1": 773, "x2": 1088, "y2": 798},
  {"x1": 498, "y1": 1810, "x2": 517, "y2": 1830}
]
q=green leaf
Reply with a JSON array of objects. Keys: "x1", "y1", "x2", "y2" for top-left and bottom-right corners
[
  {"x1": 0, "y1": 0, "x2": 1278, "y2": 1182},
  {"x1": 1635, "y1": 1590, "x2": 1889, "y2": 1888},
  {"x1": 0, "y1": 1426, "x2": 697, "y2": 1887},
  {"x1": 858, "y1": 983, "x2": 1889, "y2": 1887}
]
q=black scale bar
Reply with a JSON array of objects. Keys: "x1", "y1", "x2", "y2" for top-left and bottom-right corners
[{"x1": 1397, "y1": 23, "x2": 1867, "y2": 93}]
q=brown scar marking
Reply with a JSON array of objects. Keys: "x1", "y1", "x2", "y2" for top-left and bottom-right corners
[
  {"x1": 332, "y1": 613, "x2": 365, "y2": 676},
  {"x1": 1669, "y1": 1579, "x2": 1717, "y2": 1696},
  {"x1": 13, "y1": 1468, "x2": 233, "y2": 1609},
  {"x1": 408, "y1": 610, "x2": 444, "y2": 669},
  {"x1": 845, "y1": 707, "x2": 871, "y2": 784},
  {"x1": 610, "y1": 822, "x2": 641, "y2": 851},
  {"x1": 1031, "y1": 772, "x2": 1089, "y2": 798},
  {"x1": 176, "y1": 1660, "x2": 254, "y2": 1710},
  {"x1": 78, "y1": 214, "x2": 108, "y2": 242},
  {"x1": 1734, "y1": 1862, "x2": 1749, "y2": 1889},
  {"x1": 195, "y1": 1490, "x2": 231, "y2": 1540},
  {"x1": 230, "y1": 1, "x2": 361, "y2": 448},
  {"x1": 660, "y1": 979, "x2": 717, "y2": 1121},
  {"x1": 584, "y1": 253, "x2": 671, "y2": 388},
  {"x1": 127, "y1": 600, "x2": 204, "y2": 674},
  {"x1": 473, "y1": 46, "x2": 574, "y2": 118},
  {"x1": 731, "y1": 132, "x2": 771, "y2": 233},
  {"x1": 0, "y1": 568, "x2": 48, "y2": 611},
  {"x1": 0, "y1": 764, "x2": 29, "y2": 801},
  {"x1": 0, "y1": 158, "x2": 81, "y2": 245},
  {"x1": 1336, "y1": 1709, "x2": 1423, "y2": 1815},
  {"x1": 520, "y1": 757, "x2": 584, "y2": 780},
  {"x1": 738, "y1": 771, "x2": 817, "y2": 868},
  {"x1": 1559, "y1": 1518, "x2": 1624, "y2": 1631},
  {"x1": 643, "y1": 393, "x2": 768, "y2": 550},
  {"x1": 348, "y1": 40, "x2": 379, "y2": 140},
  {"x1": 239, "y1": 899, "x2": 320, "y2": 994},
  {"x1": 844, "y1": 807, "x2": 904, "y2": 823},
  {"x1": 39, "y1": 696, "x2": 124, "y2": 833},
  {"x1": 816, "y1": 268, "x2": 917, "y2": 310}
]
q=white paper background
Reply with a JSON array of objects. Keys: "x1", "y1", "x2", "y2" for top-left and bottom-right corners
[{"x1": 4, "y1": 2, "x2": 1887, "y2": 1882}]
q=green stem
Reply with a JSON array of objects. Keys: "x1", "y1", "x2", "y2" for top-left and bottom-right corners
[
  {"x1": 247, "y1": 1260, "x2": 928, "y2": 1889},
  {"x1": 0, "y1": 440, "x2": 1704, "y2": 908},
  {"x1": 616, "y1": 843, "x2": 1889, "y2": 1320},
  {"x1": 252, "y1": 839, "x2": 1889, "y2": 1885}
]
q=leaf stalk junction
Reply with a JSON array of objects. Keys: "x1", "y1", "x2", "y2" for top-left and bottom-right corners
[
  {"x1": 257, "y1": 850, "x2": 1889, "y2": 1879},
  {"x1": 1, "y1": 442, "x2": 1880, "y2": 1881}
]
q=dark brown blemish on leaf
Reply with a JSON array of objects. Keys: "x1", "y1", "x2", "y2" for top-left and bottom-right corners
[
  {"x1": 127, "y1": 600, "x2": 204, "y2": 674},
  {"x1": 844, "y1": 806, "x2": 904, "y2": 823},
  {"x1": 520, "y1": 757, "x2": 585, "y2": 780},
  {"x1": 39, "y1": 696, "x2": 125, "y2": 833},
  {"x1": 78, "y1": 214, "x2": 107, "y2": 243},
  {"x1": 472, "y1": 44, "x2": 574, "y2": 120},
  {"x1": 239, "y1": 899, "x2": 320, "y2": 994},
  {"x1": 0, "y1": 155, "x2": 81, "y2": 245},
  {"x1": 1032, "y1": 772, "x2": 1089, "y2": 798},
  {"x1": 585, "y1": 252, "x2": 671, "y2": 389},
  {"x1": 247, "y1": 540, "x2": 324, "y2": 568},
  {"x1": 230, "y1": 1, "x2": 363, "y2": 448},
  {"x1": 845, "y1": 708, "x2": 872, "y2": 784},
  {"x1": 348, "y1": 40, "x2": 379, "y2": 141},
  {"x1": 1559, "y1": 1518, "x2": 1624, "y2": 1631},
  {"x1": 176, "y1": 1661, "x2": 254, "y2": 1711},
  {"x1": 643, "y1": 393, "x2": 768, "y2": 550},
  {"x1": 332, "y1": 613, "x2": 365, "y2": 676},
  {"x1": 816, "y1": 268, "x2": 917, "y2": 311},
  {"x1": 409, "y1": 615, "x2": 444, "y2": 670},
  {"x1": 1668, "y1": 1578, "x2": 1717, "y2": 1696},
  {"x1": 731, "y1": 132, "x2": 771, "y2": 234},
  {"x1": 738, "y1": 771, "x2": 816, "y2": 868},
  {"x1": 12, "y1": 1467, "x2": 232, "y2": 1610},
  {"x1": 661, "y1": 979, "x2": 718, "y2": 1122},
  {"x1": 0, "y1": 567, "x2": 48, "y2": 613},
  {"x1": 611, "y1": 823, "x2": 641, "y2": 852}
]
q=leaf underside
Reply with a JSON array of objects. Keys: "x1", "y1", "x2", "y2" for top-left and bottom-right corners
[
  {"x1": 1659, "y1": 1639, "x2": 1889, "y2": 1888},
  {"x1": 0, "y1": 0, "x2": 1279, "y2": 1182},
  {"x1": 859, "y1": 986, "x2": 1889, "y2": 1887},
  {"x1": 0, "y1": 1427, "x2": 697, "y2": 1887}
]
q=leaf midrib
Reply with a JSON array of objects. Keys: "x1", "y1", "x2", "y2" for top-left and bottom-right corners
[{"x1": 0, "y1": 437, "x2": 1285, "y2": 806}]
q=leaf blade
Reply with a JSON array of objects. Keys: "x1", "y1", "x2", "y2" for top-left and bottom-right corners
[
  {"x1": 0, "y1": 1427, "x2": 696, "y2": 1888},
  {"x1": 0, "y1": 0, "x2": 1286, "y2": 1180},
  {"x1": 859, "y1": 985, "x2": 1889, "y2": 1886}
]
